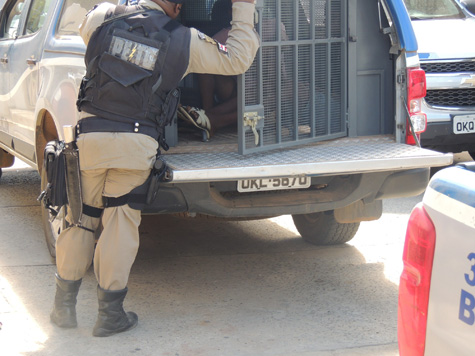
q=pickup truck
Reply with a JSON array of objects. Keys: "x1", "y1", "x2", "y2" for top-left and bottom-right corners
[
  {"x1": 404, "y1": 0, "x2": 475, "y2": 159},
  {"x1": 0, "y1": 0, "x2": 452, "y2": 257},
  {"x1": 398, "y1": 162, "x2": 475, "y2": 356}
]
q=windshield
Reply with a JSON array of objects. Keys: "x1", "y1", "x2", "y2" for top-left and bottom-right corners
[{"x1": 404, "y1": 0, "x2": 465, "y2": 20}]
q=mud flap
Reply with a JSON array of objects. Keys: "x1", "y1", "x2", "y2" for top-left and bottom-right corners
[{"x1": 0, "y1": 149, "x2": 14, "y2": 168}]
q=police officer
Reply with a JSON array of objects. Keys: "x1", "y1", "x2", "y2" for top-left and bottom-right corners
[{"x1": 50, "y1": 0, "x2": 259, "y2": 337}]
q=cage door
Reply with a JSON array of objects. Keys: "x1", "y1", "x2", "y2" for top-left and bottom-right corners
[{"x1": 238, "y1": 0, "x2": 348, "y2": 154}]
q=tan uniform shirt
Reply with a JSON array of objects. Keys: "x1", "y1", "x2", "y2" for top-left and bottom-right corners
[{"x1": 77, "y1": 1, "x2": 259, "y2": 171}]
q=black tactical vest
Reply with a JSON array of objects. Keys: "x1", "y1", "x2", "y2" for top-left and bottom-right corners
[{"x1": 77, "y1": 5, "x2": 190, "y2": 142}]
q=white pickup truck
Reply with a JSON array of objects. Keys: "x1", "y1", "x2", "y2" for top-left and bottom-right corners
[
  {"x1": 398, "y1": 162, "x2": 475, "y2": 356},
  {"x1": 0, "y1": 0, "x2": 452, "y2": 257}
]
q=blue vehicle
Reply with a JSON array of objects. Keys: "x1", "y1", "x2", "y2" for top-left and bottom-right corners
[{"x1": 0, "y1": 0, "x2": 451, "y2": 256}]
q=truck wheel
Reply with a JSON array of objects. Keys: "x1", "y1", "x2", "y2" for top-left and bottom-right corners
[
  {"x1": 292, "y1": 211, "x2": 360, "y2": 245},
  {"x1": 40, "y1": 167, "x2": 68, "y2": 258},
  {"x1": 469, "y1": 151, "x2": 475, "y2": 161}
]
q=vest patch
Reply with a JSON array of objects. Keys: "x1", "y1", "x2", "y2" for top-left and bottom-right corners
[{"x1": 109, "y1": 35, "x2": 159, "y2": 71}]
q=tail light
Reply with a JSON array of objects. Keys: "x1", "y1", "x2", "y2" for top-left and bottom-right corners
[
  {"x1": 406, "y1": 68, "x2": 427, "y2": 145},
  {"x1": 398, "y1": 203, "x2": 436, "y2": 356}
]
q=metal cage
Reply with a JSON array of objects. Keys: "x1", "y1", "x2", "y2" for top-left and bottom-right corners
[{"x1": 238, "y1": 0, "x2": 348, "y2": 154}]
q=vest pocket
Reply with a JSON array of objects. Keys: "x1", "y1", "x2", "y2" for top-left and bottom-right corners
[
  {"x1": 99, "y1": 52, "x2": 152, "y2": 87},
  {"x1": 96, "y1": 53, "x2": 152, "y2": 117}
]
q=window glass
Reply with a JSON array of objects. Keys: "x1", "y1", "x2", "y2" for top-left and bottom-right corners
[
  {"x1": 404, "y1": 0, "x2": 464, "y2": 19},
  {"x1": 56, "y1": 0, "x2": 114, "y2": 36},
  {"x1": 25, "y1": 0, "x2": 52, "y2": 35},
  {"x1": 1, "y1": 0, "x2": 25, "y2": 39}
]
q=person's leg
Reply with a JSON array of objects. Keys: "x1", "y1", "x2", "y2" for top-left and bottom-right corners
[
  {"x1": 214, "y1": 75, "x2": 237, "y2": 104},
  {"x1": 207, "y1": 96, "x2": 237, "y2": 115},
  {"x1": 206, "y1": 96, "x2": 238, "y2": 133},
  {"x1": 55, "y1": 168, "x2": 106, "y2": 281},
  {"x1": 93, "y1": 168, "x2": 150, "y2": 290},
  {"x1": 199, "y1": 74, "x2": 216, "y2": 111},
  {"x1": 199, "y1": 74, "x2": 236, "y2": 109},
  {"x1": 92, "y1": 167, "x2": 150, "y2": 337},
  {"x1": 196, "y1": 74, "x2": 237, "y2": 134},
  {"x1": 52, "y1": 168, "x2": 106, "y2": 328}
]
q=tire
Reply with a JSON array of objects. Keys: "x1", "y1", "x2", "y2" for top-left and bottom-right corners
[
  {"x1": 292, "y1": 210, "x2": 360, "y2": 246},
  {"x1": 40, "y1": 167, "x2": 68, "y2": 258},
  {"x1": 469, "y1": 151, "x2": 475, "y2": 161}
]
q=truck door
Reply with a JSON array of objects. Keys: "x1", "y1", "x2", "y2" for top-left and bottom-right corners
[
  {"x1": 0, "y1": 0, "x2": 27, "y2": 149},
  {"x1": 7, "y1": 0, "x2": 53, "y2": 162},
  {"x1": 239, "y1": 0, "x2": 348, "y2": 154},
  {"x1": 347, "y1": 0, "x2": 395, "y2": 137}
]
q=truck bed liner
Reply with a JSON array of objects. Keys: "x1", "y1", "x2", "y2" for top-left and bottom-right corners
[{"x1": 163, "y1": 135, "x2": 453, "y2": 182}]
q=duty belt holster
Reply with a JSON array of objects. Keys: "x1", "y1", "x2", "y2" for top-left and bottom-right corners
[
  {"x1": 103, "y1": 155, "x2": 170, "y2": 211},
  {"x1": 38, "y1": 140, "x2": 68, "y2": 217},
  {"x1": 38, "y1": 137, "x2": 103, "y2": 232}
]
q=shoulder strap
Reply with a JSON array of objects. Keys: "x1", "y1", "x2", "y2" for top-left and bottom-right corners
[
  {"x1": 102, "y1": 5, "x2": 153, "y2": 26},
  {"x1": 102, "y1": 6, "x2": 181, "y2": 35},
  {"x1": 163, "y1": 19, "x2": 181, "y2": 33}
]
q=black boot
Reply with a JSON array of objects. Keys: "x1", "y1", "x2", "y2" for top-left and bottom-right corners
[
  {"x1": 92, "y1": 286, "x2": 138, "y2": 337},
  {"x1": 50, "y1": 273, "x2": 82, "y2": 328}
]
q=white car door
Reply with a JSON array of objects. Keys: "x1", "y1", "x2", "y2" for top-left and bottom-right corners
[
  {"x1": 7, "y1": 0, "x2": 53, "y2": 161},
  {"x1": 0, "y1": 0, "x2": 26, "y2": 148}
]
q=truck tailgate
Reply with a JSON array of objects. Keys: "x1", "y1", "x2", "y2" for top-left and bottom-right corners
[{"x1": 163, "y1": 135, "x2": 452, "y2": 183}]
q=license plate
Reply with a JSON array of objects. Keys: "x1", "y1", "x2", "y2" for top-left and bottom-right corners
[
  {"x1": 453, "y1": 115, "x2": 475, "y2": 134},
  {"x1": 238, "y1": 176, "x2": 310, "y2": 192}
]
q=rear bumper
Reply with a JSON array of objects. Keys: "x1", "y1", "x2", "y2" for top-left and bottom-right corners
[
  {"x1": 421, "y1": 121, "x2": 475, "y2": 153},
  {"x1": 144, "y1": 168, "x2": 431, "y2": 218},
  {"x1": 146, "y1": 136, "x2": 449, "y2": 217}
]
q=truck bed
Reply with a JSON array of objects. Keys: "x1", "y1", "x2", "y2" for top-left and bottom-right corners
[{"x1": 164, "y1": 134, "x2": 453, "y2": 183}]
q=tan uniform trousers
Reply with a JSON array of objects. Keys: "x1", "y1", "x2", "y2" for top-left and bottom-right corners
[{"x1": 55, "y1": 132, "x2": 157, "y2": 290}]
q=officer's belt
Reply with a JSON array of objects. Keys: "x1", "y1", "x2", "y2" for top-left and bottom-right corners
[
  {"x1": 83, "y1": 203, "x2": 103, "y2": 218},
  {"x1": 76, "y1": 117, "x2": 159, "y2": 140}
]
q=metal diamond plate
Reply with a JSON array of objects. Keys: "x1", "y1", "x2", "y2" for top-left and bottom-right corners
[{"x1": 163, "y1": 137, "x2": 452, "y2": 182}]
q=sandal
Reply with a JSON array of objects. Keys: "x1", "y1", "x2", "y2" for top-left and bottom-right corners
[{"x1": 177, "y1": 105, "x2": 211, "y2": 141}]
